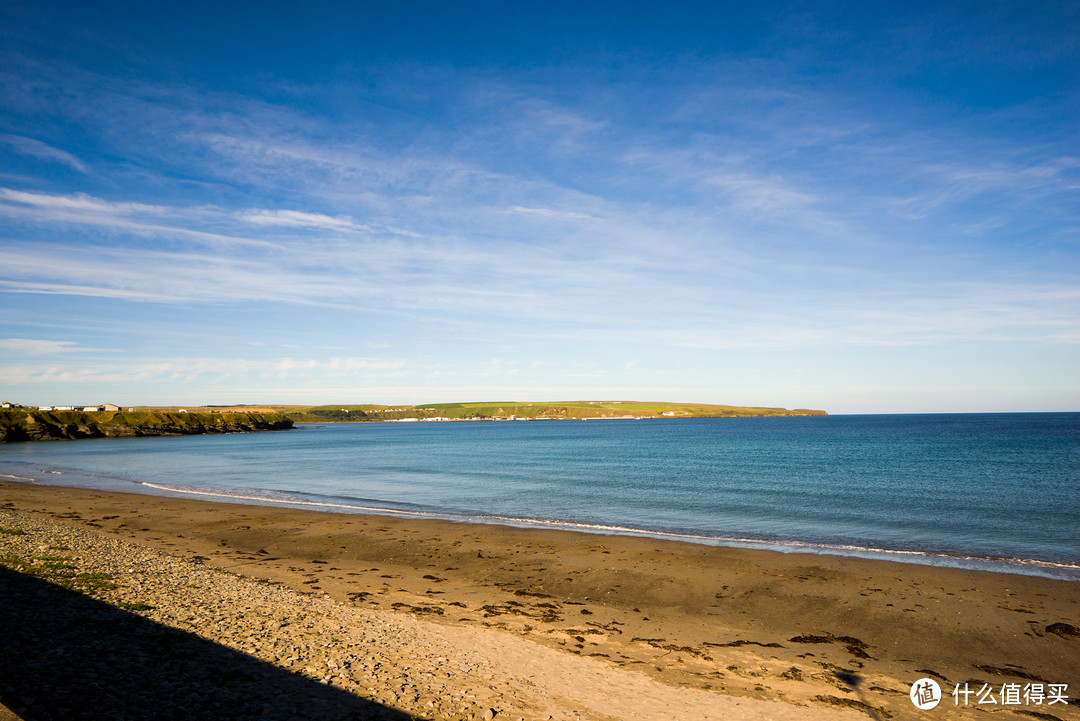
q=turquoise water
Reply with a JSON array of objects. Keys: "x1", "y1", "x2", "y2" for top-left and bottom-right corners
[{"x1": 2, "y1": 414, "x2": 1078, "y2": 578}]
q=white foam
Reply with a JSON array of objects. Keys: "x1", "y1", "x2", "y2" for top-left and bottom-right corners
[{"x1": 137, "y1": 482, "x2": 450, "y2": 519}]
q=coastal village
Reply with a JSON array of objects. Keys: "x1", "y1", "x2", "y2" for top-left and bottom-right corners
[{"x1": 14, "y1": 403, "x2": 121, "y2": 412}]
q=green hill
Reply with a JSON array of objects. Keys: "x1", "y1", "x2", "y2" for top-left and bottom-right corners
[{"x1": 284, "y1": 401, "x2": 826, "y2": 423}]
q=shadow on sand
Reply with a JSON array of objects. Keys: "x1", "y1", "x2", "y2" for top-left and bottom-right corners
[{"x1": 0, "y1": 566, "x2": 415, "y2": 720}]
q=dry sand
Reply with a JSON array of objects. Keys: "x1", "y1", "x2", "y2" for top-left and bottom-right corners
[{"x1": 1, "y1": 480, "x2": 1077, "y2": 720}]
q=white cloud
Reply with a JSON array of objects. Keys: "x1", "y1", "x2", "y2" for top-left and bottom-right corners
[
  {"x1": 0, "y1": 280, "x2": 188, "y2": 303},
  {"x1": 0, "y1": 135, "x2": 87, "y2": 173},
  {"x1": 0, "y1": 187, "x2": 166, "y2": 215},
  {"x1": 0, "y1": 190, "x2": 292, "y2": 250},
  {"x1": 0, "y1": 338, "x2": 83, "y2": 354},
  {"x1": 704, "y1": 172, "x2": 819, "y2": 215},
  {"x1": 506, "y1": 206, "x2": 596, "y2": 221},
  {"x1": 238, "y1": 209, "x2": 369, "y2": 232},
  {"x1": 0, "y1": 355, "x2": 413, "y2": 387}
]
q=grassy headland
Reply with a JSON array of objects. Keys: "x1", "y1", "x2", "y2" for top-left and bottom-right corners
[
  {"x1": 0, "y1": 409, "x2": 293, "y2": 443},
  {"x1": 1, "y1": 402, "x2": 825, "y2": 436},
  {"x1": 201, "y1": 400, "x2": 829, "y2": 423}
]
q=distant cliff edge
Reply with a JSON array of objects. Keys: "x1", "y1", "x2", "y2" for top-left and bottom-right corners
[{"x1": 0, "y1": 410, "x2": 294, "y2": 443}]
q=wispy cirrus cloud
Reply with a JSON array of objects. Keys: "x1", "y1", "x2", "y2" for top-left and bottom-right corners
[
  {"x1": 0, "y1": 187, "x2": 166, "y2": 215},
  {"x1": 237, "y1": 209, "x2": 369, "y2": 232},
  {"x1": 0, "y1": 355, "x2": 410, "y2": 387},
  {"x1": 0, "y1": 134, "x2": 87, "y2": 173},
  {"x1": 0, "y1": 338, "x2": 86, "y2": 354},
  {"x1": 506, "y1": 206, "x2": 597, "y2": 221},
  {"x1": 0, "y1": 188, "x2": 289, "y2": 250},
  {"x1": 886, "y1": 157, "x2": 1080, "y2": 221}
]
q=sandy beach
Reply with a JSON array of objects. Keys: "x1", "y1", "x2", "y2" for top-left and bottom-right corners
[{"x1": 1, "y1": 480, "x2": 1077, "y2": 720}]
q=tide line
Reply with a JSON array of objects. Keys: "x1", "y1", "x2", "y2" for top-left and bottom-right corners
[{"x1": 134, "y1": 481, "x2": 1080, "y2": 575}]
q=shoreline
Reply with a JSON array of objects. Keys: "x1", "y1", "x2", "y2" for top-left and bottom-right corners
[
  {"x1": 2, "y1": 480, "x2": 1078, "y2": 719},
  {"x1": 5, "y1": 464, "x2": 1078, "y2": 581}
]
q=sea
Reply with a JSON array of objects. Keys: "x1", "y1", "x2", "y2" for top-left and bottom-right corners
[{"x1": 2, "y1": 413, "x2": 1078, "y2": 580}]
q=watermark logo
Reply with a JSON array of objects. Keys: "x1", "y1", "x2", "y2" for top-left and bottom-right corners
[
  {"x1": 910, "y1": 679, "x2": 1070, "y2": 710},
  {"x1": 911, "y1": 678, "x2": 942, "y2": 710}
]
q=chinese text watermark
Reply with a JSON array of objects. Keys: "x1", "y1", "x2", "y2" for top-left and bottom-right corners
[
  {"x1": 910, "y1": 680, "x2": 1070, "y2": 709},
  {"x1": 952, "y1": 682, "x2": 1068, "y2": 706}
]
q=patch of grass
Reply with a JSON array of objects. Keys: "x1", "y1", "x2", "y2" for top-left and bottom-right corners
[
  {"x1": 117, "y1": 601, "x2": 153, "y2": 612},
  {"x1": 0, "y1": 553, "x2": 117, "y2": 591},
  {"x1": 0, "y1": 526, "x2": 26, "y2": 535},
  {"x1": 0, "y1": 554, "x2": 33, "y2": 572},
  {"x1": 71, "y1": 572, "x2": 117, "y2": 591}
]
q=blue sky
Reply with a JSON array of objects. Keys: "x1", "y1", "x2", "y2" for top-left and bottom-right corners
[{"x1": 1, "y1": 1, "x2": 1077, "y2": 413}]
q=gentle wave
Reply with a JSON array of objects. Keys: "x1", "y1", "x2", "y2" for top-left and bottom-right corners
[
  {"x1": 137, "y1": 482, "x2": 455, "y2": 519},
  {"x1": 479, "y1": 514, "x2": 1080, "y2": 572}
]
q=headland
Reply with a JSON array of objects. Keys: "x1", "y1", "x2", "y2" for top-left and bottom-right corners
[{"x1": 0, "y1": 409, "x2": 294, "y2": 443}]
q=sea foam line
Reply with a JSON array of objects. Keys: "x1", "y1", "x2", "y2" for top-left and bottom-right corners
[
  {"x1": 0, "y1": 473, "x2": 37, "y2": 482},
  {"x1": 484, "y1": 515, "x2": 1080, "y2": 571},
  {"x1": 137, "y1": 482, "x2": 451, "y2": 519}
]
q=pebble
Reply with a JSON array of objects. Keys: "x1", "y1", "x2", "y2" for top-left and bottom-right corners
[{"x1": 0, "y1": 509, "x2": 535, "y2": 721}]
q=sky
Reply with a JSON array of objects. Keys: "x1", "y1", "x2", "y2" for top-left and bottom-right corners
[{"x1": 0, "y1": 1, "x2": 1077, "y2": 414}]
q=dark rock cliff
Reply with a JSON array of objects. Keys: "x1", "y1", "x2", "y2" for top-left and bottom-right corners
[{"x1": 0, "y1": 410, "x2": 293, "y2": 443}]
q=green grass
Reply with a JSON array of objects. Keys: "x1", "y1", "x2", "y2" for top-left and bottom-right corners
[
  {"x1": 117, "y1": 601, "x2": 153, "y2": 612},
  {"x1": 0, "y1": 527, "x2": 26, "y2": 535},
  {"x1": 71, "y1": 572, "x2": 118, "y2": 591},
  {"x1": 0, "y1": 553, "x2": 117, "y2": 592}
]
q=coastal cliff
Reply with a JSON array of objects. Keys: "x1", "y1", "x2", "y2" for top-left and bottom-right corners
[{"x1": 0, "y1": 410, "x2": 293, "y2": 443}]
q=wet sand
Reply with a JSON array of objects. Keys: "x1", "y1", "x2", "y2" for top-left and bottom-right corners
[{"x1": 1, "y1": 480, "x2": 1078, "y2": 719}]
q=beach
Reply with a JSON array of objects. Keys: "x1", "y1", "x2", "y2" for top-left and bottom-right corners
[{"x1": 1, "y1": 480, "x2": 1077, "y2": 720}]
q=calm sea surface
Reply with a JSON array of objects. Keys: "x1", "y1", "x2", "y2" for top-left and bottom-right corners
[{"x1": 2, "y1": 414, "x2": 1078, "y2": 578}]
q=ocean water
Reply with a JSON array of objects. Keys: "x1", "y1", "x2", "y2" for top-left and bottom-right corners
[{"x1": 2, "y1": 413, "x2": 1078, "y2": 579}]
